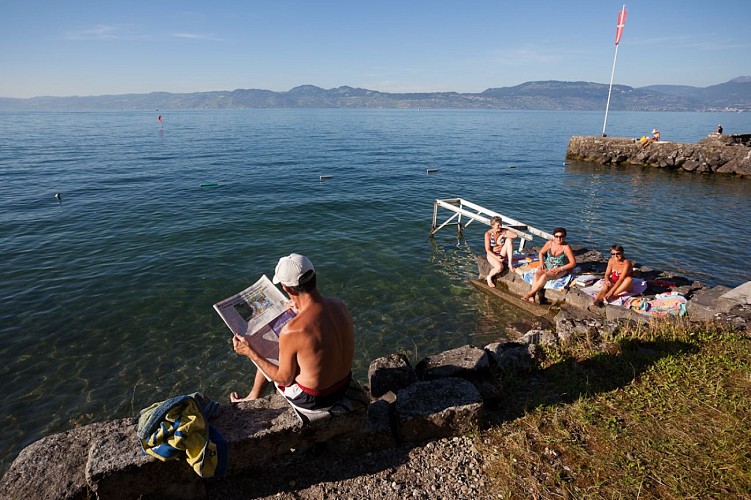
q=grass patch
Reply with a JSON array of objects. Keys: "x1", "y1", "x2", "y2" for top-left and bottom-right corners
[{"x1": 480, "y1": 320, "x2": 751, "y2": 498}]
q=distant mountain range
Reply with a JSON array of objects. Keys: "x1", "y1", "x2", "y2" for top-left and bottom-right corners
[{"x1": 1, "y1": 77, "x2": 749, "y2": 112}]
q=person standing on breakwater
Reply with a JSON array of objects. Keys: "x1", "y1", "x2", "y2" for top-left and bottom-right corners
[
  {"x1": 717, "y1": 124, "x2": 723, "y2": 134},
  {"x1": 484, "y1": 216, "x2": 517, "y2": 287},
  {"x1": 593, "y1": 244, "x2": 634, "y2": 307},
  {"x1": 231, "y1": 254, "x2": 356, "y2": 417},
  {"x1": 521, "y1": 227, "x2": 576, "y2": 303}
]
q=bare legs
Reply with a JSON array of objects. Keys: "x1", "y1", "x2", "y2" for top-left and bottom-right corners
[
  {"x1": 230, "y1": 369, "x2": 269, "y2": 403},
  {"x1": 486, "y1": 252, "x2": 504, "y2": 287},
  {"x1": 593, "y1": 276, "x2": 634, "y2": 306},
  {"x1": 521, "y1": 267, "x2": 565, "y2": 303}
]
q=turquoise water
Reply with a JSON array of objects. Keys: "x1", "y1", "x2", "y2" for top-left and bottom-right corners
[{"x1": 1, "y1": 109, "x2": 750, "y2": 472}]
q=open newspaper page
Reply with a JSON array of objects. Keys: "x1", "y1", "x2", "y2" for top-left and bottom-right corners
[{"x1": 213, "y1": 275, "x2": 296, "y2": 368}]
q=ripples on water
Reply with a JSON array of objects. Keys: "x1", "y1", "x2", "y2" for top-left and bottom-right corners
[{"x1": 1, "y1": 109, "x2": 750, "y2": 471}]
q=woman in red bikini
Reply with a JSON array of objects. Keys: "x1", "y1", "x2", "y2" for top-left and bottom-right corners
[{"x1": 594, "y1": 244, "x2": 634, "y2": 306}]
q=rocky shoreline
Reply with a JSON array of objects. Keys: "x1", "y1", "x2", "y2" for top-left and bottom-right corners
[
  {"x1": 2, "y1": 245, "x2": 750, "y2": 499},
  {"x1": 566, "y1": 133, "x2": 751, "y2": 176}
]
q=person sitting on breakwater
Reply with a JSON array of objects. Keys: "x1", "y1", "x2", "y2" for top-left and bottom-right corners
[
  {"x1": 641, "y1": 128, "x2": 661, "y2": 147},
  {"x1": 593, "y1": 244, "x2": 634, "y2": 307},
  {"x1": 521, "y1": 227, "x2": 576, "y2": 303},
  {"x1": 484, "y1": 216, "x2": 517, "y2": 287},
  {"x1": 716, "y1": 124, "x2": 723, "y2": 134},
  {"x1": 231, "y1": 254, "x2": 356, "y2": 418}
]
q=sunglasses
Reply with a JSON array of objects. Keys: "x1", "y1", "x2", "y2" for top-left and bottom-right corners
[
  {"x1": 553, "y1": 234, "x2": 565, "y2": 238},
  {"x1": 611, "y1": 252, "x2": 623, "y2": 256}
]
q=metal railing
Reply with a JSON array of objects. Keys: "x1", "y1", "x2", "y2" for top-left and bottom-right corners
[{"x1": 429, "y1": 198, "x2": 553, "y2": 251}]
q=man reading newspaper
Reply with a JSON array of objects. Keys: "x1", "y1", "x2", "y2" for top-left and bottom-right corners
[{"x1": 230, "y1": 253, "x2": 356, "y2": 419}]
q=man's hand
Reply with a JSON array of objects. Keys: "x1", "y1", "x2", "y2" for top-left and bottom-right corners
[{"x1": 233, "y1": 334, "x2": 254, "y2": 359}]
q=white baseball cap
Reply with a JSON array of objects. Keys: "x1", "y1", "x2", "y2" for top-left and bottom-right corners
[{"x1": 272, "y1": 253, "x2": 315, "y2": 286}]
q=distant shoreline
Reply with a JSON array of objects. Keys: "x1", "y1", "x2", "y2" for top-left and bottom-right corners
[{"x1": 1, "y1": 77, "x2": 749, "y2": 112}]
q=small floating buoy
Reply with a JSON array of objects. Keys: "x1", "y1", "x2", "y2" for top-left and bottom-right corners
[
  {"x1": 426, "y1": 168, "x2": 438, "y2": 174},
  {"x1": 200, "y1": 182, "x2": 218, "y2": 188},
  {"x1": 320, "y1": 175, "x2": 333, "y2": 181}
]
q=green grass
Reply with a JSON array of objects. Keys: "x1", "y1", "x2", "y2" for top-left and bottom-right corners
[{"x1": 480, "y1": 320, "x2": 751, "y2": 498}]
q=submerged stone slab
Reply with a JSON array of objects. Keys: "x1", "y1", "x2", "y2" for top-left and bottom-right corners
[
  {"x1": 368, "y1": 353, "x2": 419, "y2": 397},
  {"x1": 415, "y1": 345, "x2": 491, "y2": 381},
  {"x1": 394, "y1": 378, "x2": 483, "y2": 442}
]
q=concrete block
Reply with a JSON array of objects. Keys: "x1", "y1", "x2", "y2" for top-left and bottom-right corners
[{"x1": 394, "y1": 378, "x2": 483, "y2": 443}]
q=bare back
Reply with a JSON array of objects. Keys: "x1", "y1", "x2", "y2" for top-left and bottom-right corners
[{"x1": 281, "y1": 294, "x2": 354, "y2": 391}]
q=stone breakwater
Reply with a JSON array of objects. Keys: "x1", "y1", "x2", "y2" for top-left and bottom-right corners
[{"x1": 566, "y1": 133, "x2": 751, "y2": 176}]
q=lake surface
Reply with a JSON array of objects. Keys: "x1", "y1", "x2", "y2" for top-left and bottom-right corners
[{"x1": 1, "y1": 109, "x2": 750, "y2": 472}]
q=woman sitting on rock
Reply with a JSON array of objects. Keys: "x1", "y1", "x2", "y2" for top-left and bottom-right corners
[
  {"x1": 593, "y1": 244, "x2": 634, "y2": 306},
  {"x1": 484, "y1": 216, "x2": 517, "y2": 287},
  {"x1": 521, "y1": 227, "x2": 576, "y2": 303}
]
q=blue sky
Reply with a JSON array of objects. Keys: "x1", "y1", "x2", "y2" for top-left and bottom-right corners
[{"x1": 1, "y1": 1, "x2": 749, "y2": 98}]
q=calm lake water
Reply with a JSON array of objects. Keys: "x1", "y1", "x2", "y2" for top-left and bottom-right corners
[{"x1": 1, "y1": 109, "x2": 750, "y2": 472}]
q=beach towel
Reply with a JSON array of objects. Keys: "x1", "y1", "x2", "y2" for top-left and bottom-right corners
[
  {"x1": 515, "y1": 263, "x2": 574, "y2": 291},
  {"x1": 623, "y1": 292, "x2": 687, "y2": 317},
  {"x1": 137, "y1": 392, "x2": 227, "y2": 478},
  {"x1": 579, "y1": 278, "x2": 648, "y2": 306}
]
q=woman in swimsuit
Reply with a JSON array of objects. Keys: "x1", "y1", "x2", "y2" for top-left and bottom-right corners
[
  {"x1": 521, "y1": 227, "x2": 576, "y2": 303},
  {"x1": 593, "y1": 244, "x2": 634, "y2": 306},
  {"x1": 484, "y1": 216, "x2": 517, "y2": 287}
]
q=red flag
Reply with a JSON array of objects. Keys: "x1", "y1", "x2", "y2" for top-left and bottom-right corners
[{"x1": 615, "y1": 6, "x2": 628, "y2": 45}]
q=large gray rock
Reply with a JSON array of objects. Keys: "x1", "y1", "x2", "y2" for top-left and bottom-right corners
[
  {"x1": 687, "y1": 285, "x2": 733, "y2": 320},
  {"x1": 415, "y1": 345, "x2": 491, "y2": 381},
  {"x1": 718, "y1": 281, "x2": 751, "y2": 311},
  {"x1": 2, "y1": 392, "x2": 368, "y2": 500},
  {"x1": 485, "y1": 342, "x2": 539, "y2": 373},
  {"x1": 394, "y1": 378, "x2": 483, "y2": 442},
  {"x1": 86, "y1": 421, "x2": 204, "y2": 499},
  {"x1": 0, "y1": 420, "x2": 113, "y2": 500},
  {"x1": 368, "y1": 353, "x2": 419, "y2": 397}
]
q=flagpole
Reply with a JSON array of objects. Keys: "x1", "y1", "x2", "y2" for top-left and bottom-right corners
[
  {"x1": 602, "y1": 44, "x2": 620, "y2": 136},
  {"x1": 602, "y1": 5, "x2": 627, "y2": 137}
]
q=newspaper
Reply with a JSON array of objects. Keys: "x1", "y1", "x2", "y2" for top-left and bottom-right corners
[{"x1": 213, "y1": 274, "x2": 296, "y2": 366}]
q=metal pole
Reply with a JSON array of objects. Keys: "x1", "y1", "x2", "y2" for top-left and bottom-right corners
[{"x1": 602, "y1": 43, "x2": 620, "y2": 137}]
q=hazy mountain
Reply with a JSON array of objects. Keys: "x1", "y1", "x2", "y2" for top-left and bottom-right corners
[
  {"x1": 1, "y1": 77, "x2": 748, "y2": 112},
  {"x1": 640, "y1": 76, "x2": 751, "y2": 109}
]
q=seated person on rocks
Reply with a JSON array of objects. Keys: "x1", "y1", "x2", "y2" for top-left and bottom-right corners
[
  {"x1": 641, "y1": 128, "x2": 661, "y2": 147},
  {"x1": 593, "y1": 244, "x2": 634, "y2": 306},
  {"x1": 521, "y1": 227, "x2": 576, "y2": 303},
  {"x1": 230, "y1": 253, "x2": 356, "y2": 418},
  {"x1": 484, "y1": 216, "x2": 517, "y2": 287}
]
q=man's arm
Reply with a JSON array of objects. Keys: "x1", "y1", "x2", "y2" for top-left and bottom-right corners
[{"x1": 233, "y1": 330, "x2": 299, "y2": 386}]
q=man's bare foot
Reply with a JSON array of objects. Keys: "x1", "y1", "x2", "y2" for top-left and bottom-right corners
[
  {"x1": 486, "y1": 276, "x2": 495, "y2": 287},
  {"x1": 230, "y1": 391, "x2": 257, "y2": 403}
]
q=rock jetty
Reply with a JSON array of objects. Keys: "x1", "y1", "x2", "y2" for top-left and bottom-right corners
[
  {"x1": 566, "y1": 133, "x2": 751, "y2": 176},
  {"x1": 475, "y1": 245, "x2": 751, "y2": 325}
]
